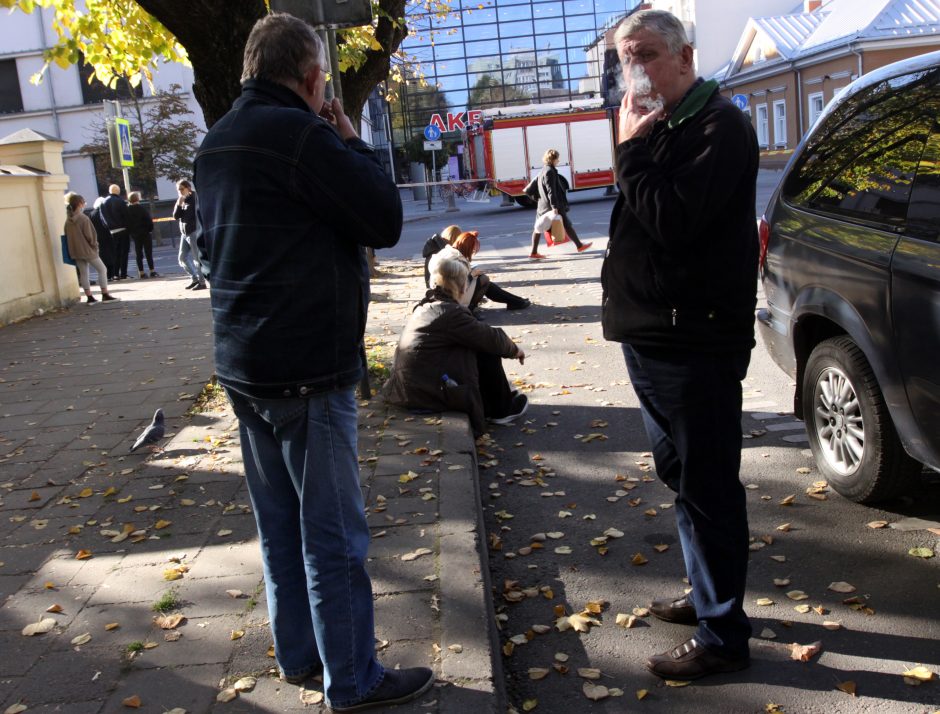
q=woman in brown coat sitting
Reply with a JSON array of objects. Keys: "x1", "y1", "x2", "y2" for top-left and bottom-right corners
[
  {"x1": 64, "y1": 192, "x2": 117, "y2": 303},
  {"x1": 384, "y1": 248, "x2": 528, "y2": 436}
]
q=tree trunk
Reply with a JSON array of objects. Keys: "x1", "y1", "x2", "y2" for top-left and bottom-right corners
[{"x1": 136, "y1": 1, "x2": 264, "y2": 127}]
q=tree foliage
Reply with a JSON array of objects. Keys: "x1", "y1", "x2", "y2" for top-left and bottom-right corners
[
  {"x1": 0, "y1": 0, "x2": 461, "y2": 128},
  {"x1": 80, "y1": 83, "x2": 201, "y2": 195}
]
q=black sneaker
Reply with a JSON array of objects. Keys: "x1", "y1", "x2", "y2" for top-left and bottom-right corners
[
  {"x1": 101, "y1": 294, "x2": 118, "y2": 302},
  {"x1": 150, "y1": 271, "x2": 159, "y2": 278},
  {"x1": 506, "y1": 298, "x2": 531, "y2": 310},
  {"x1": 185, "y1": 280, "x2": 199, "y2": 289},
  {"x1": 85, "y1": 294, "x2": 97, "y2": 304},
  {"x1": 330, "y1": 667, "x2": 434, "y2": 712},
  {"x1": 192, "y1": 282, "x2": 207, "y2": 291},
  {"x1": 489, "y1": 392, "x2": 529, "y2": 425}
]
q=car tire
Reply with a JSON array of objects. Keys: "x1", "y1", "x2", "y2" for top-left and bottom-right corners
[{"x1": 802, "y1": 336, "x2": 921, "y2": 503}]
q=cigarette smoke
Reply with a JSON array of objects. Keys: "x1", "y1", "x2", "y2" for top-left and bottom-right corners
[{"x1": 619, "y1": 62, "x2": 664, "y2": 115}]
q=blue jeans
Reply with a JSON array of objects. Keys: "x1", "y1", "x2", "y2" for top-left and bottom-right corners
[
  {"x1": 227, "y1": 386, "x2": 384, "y2": 707},
  {"x1": 622, "y1": 344, "x2": 752, "y2": 658},
  {"x1": 177, "y1": 232, "x2": 203, "y2": 281}
]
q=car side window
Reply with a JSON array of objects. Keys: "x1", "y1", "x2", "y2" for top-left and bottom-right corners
[
  {"x1": 782, "y1": 68, "x2": 940, "y2": 228},
  {"x1": 907, "y1": 126, "x2": 940, "y2": 242}
]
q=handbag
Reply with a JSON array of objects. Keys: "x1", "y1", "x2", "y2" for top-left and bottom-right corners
[
  {"x1": 549, "y1": 215, "x2": 567, "y2": 244},
  {"x1": 533, "y1": 211, "x2": 555, "y2": 233},
  {"x1": 523, "y1": 176, "x2": 540, "y2": 199},
  {"x1": 60, "y1": 234, "x2": 76, "y2": 266}
]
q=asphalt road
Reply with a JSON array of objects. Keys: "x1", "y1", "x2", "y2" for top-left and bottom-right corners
[{"x1": 388, "y1": 176, "x2": 940, "y2": 713}]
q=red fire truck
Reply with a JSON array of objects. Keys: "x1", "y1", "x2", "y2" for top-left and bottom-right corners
[{"x1": 464, "y1": 98, "x2": 617, "y2": 206}]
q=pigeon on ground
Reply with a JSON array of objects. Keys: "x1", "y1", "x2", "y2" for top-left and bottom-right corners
[{"x1": 130, "y1": 408, "x2": 165, "y2": 452}]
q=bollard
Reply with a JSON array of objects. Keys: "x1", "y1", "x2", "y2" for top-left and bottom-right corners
[{"x1": 445, "y1": 187, "x2": 459, "y2": 213}]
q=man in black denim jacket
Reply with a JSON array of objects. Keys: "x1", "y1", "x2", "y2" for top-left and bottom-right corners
[
  {"x1": 602, "y1": 9, "x2": 759, "y2": 683},
  {"x1": 194, "y1": 14, "x2": 432, "y2": 713}
]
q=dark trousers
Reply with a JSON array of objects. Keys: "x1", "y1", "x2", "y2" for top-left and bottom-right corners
[
  {"x1": 484, "y1": 281, "x2": 527, "y2": 309},
  {"x1": 530, "y1": 208, "x2": 583, "y2": 253},
  {"x1": 99, "y1": 233, "x2": 117, "y2": 280},
  {"x1": 133, "y1": 234, "x2": 154, "y2": 273},
  {"x1": 477, "y1": 352, "x2": 515, "y2": 418},
  {"x1": 116, "y1": 233, "x2": 131, "y2": 278},
  {"x1": 622, "y1": 343, "x2": 752, "y2": 657}
]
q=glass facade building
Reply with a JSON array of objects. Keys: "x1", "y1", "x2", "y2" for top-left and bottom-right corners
[{"x1": 386, "y1": 0, "x2": 638, "y2": 178}]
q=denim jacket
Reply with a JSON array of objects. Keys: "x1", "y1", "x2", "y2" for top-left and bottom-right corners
[{"x1": 194, "y1": 79, "x2": 402, "y2": 399}]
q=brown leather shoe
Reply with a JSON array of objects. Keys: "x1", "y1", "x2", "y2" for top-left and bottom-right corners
[
  {"x1": 647, "y1": 638, "x2": 750, "y2": 680},
  {"x1": 650, "y1": 595, "x2": 698, "y2": 624}
]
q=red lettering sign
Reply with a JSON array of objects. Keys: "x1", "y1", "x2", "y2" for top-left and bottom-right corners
[
  {"x1": 429, "y1": 114, "x2": 447, "y2": 132},
  {"x1": 467, "y1": 109, "x2": 483, "y2": 126},
  {"x1": 446, "y1": 112, "x2": 466, "y2": 132}
]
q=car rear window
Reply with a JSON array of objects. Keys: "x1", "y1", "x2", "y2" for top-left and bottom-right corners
[{"x1": 782, "y1": 68, "x2": 940, "y2": 228}]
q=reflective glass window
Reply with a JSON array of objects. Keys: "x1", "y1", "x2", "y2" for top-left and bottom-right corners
[
  {"x1": 498, "y1": 4, "x2": 532, "y2": 21},
  {"x1": 433, "y1": 42, "x2": 466, "y2": 61},
  {"x1": 565, "y1": 14, "x2": 596, "y2": 32},
  {"x1": 536, "y1": 33, "x2": 567, "y2": 50},
  {"x1": 499, "y1": 19, "x2": 535, "y2": 37},
  {"x1": 783, "y1": 69, "x2": 940, "y2": 227},
  {"x1": 464, "y1": 7, "x2": 498, "y2": 24},
  {"x1": 465, "y1": 39, "x2": 501, "y2": 58},
  {"x1": 532, "y1": 1, "x2": 564, "y2": 19}
]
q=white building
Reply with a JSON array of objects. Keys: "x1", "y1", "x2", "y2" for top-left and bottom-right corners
[
  {"x1": 0, "y1": 6, "x2": 379, "y2": 202},
  {"x1": 647, "y1": 0, "x2": 801, "y2": 78},
  {"x1": 0, "y1": 6, "x2": 207, "y2": 202}
]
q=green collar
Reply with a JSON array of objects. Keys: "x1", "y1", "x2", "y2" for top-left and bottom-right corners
[{"x1": 667, "y1": 79, "x2": 719, "y2": 129}]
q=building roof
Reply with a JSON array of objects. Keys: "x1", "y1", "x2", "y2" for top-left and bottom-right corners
[
  {"x1": 724, "y1": 0, "x2": 940, "y2": 81},
  {"x1": 0, "y1": 128, "x2": 65, "y2": 145},
  {"x1": 754, "y1": 11, "x2": 827, "y2": 59}
]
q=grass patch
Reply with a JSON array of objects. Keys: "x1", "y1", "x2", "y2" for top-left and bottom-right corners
[
  {"x1": 366, "y1": 344, "x2": 392, "y2": 386},
  {"x1": 126, "y1": 641, "x2": 145, "y2": 653},
  {"x1": 188, "y1": 375, "x2": 228, "y2": 415},
  {"x1": 151, "y1": 589, "x2": 182, "y2": 613}
]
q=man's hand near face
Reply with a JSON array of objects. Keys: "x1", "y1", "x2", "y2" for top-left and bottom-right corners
[
  {"x1": 319, "y1": 98, "x2": 358, "y2": 142},
  {"x1": 618, "y1": 91, "x2": 664, "y2": 144}
]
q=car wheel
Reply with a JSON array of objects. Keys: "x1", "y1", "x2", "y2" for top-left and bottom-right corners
[{"x1": 802, "y1": 336, "x2": 920, "y2": 503}]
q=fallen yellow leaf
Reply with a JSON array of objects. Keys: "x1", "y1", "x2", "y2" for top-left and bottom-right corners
[
  {"x1": 75, "y1": 549, "x2": 92, "y2": 560},
  {"x1": 122, "y1": 694, "x2": 142, "y2": 708},
  {"x1": 901, "y1": 665, "x2": 935, "y2": 681},
  {"x1": 836, "y1": 681, "x2": 857, "y2": 696}
]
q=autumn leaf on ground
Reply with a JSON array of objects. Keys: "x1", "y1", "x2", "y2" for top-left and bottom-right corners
[
  {"x1": 46, "y1": 604, "x2": 63, "y2": 613},
  {"x1": 216, "y1": 688, "x2": 237, "y2": 703},
  {"x1": 21, "y1": 618, "x2": 56, "y2": 636},
  {"x1": 582, "y1": 682, "x2": 610, "y2": 700},
  {"x1": 908, "y1": 547, "x2": 934, "y2": 559},
  {"x1": 836, "y1": 681, "x2": 857, "y2": 696},
  {"x1": 615, "y1": 613, "x2": 637, "y2": 628},
  {"x1": 154, "y1": 614, "x2": 185, "y2": 629},
  {"x1": 631, "y1": 553, "x2": 648, "y2": 566},
  {"x1": 71, "y1": 633, "x2": 92, "y2": 645},
  {"x1": 786, "y1": 590, "x2": 809, "y2": 601},
  {"x1": 233, "y1": 676, "x2": 256, "y2": 691},
  {"x1": 401, "y1": 547, "x2": 432, "y2": 561},
  {"x1": 664, "y1": 680, "x2": 691, "y2": 687},
  {"x1": 779, "y1": 495, "x2": 796, "y2": 506},
  {"x1": 522, "y1": 699, "x2": 538, "y2": 711},
  {"x1": 555, "y1": 612, "x2": 600, "y2": 633},
  {"x1": 528, "y1": 667, "x2": 549, "y2": 680},
  {"x1": 577, "y1": 668, "x2": 602, "y2": 679},
  {"x1": 122, "y1": 695, "x2": 142, "y2": 708},
  {"x1": 828, "y1": 582, "x2": 856, "y2": 593},
  {"x1": 867, "y1": 520, "x2": 889, "y2": 529},
  {"x1": 636, "y1": 689, "x2": 649, "y2": 700},
  {"x1": 755, "y1": 598, "x2": 774, "y2": 606},
  {"x1": 75, "y1": 549, "x2": 93, "y2": 560},
  {"x1": 790, "y1": 641, "x2": 822, "y2": 661},
  {"x1": 901, "y1": 665, "x2": 935, "y2": 682}
]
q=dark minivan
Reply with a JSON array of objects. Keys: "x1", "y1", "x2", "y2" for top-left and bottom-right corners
[{"x1": 758, "y1": 50, "x2": 940, "y2": 503}]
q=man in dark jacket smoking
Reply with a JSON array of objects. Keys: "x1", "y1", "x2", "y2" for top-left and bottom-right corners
[
  {"x1": 602, "y1": 9, "x2": 759, "y2": 681},
  {"x1": 194, "y1": 13, "x2": 432, "y2": 712}
]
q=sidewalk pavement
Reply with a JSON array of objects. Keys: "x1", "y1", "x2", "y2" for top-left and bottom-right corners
[{"x1": 0, "y1": 267, "x2": 502, "y2": 712}]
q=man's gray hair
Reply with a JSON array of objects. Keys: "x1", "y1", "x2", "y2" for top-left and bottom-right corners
[
  {"x1": 241, "y1": 12, "x2": 326, "y2": 86},
  {"x1": 614, "y1": 10, "x2": 690, "y2": 55}
]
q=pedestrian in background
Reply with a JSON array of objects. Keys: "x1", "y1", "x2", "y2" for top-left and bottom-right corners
[
  {"x1": 127, "y1": 192, "x2": 158, "y2": 279},
  {"x1": 603, "y1": 9, "x2": 759, "y2": 681},
  {"x1": 529, "y1": 148, "x2": 592, "y2": 259},
  {"x1": 64, "y1": 192, "x2": 117, "y2": 304},
  {"x1": 88, "y1": 197, "x2": 116, "y2": 280},
  {"x1": 173, "y1": 179, "x2": 206, "y2": 290},
  {"x1": 194, "y1": 13, "x2": 431, "y2": 712},
  {"x1": 99, "y1": 184, "x2": 130, "y2": 279}
]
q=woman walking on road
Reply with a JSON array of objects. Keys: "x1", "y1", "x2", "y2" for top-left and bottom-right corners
[
  {"x1": 64, "y1": 192, "x2": 117, "y2": 304},
  {"x1": 530, "y1": 148, "x2": 592, "y2": 259},
  {"x1": 127, "y1": 192, "x2": 158, "y2": 278},
  {"x1": 173, "y1": 179, "x2": 206, "y2": 290}
]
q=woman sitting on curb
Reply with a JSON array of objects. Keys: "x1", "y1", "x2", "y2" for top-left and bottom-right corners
[
  {"x1": 64, "y1": 192, "x2": 118, "y2": 304},
  {"x1": 384, "y1": 248, "x2": 528, "y2": 437},
  {"x1": 424, "y1": 225, "x2": 531, "y2": 310}
]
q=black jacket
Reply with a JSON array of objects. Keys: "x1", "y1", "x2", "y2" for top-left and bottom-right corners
[
  {"x1": 422, "y1": 233, "x2": 448, "y2": 288},
  {"x1": 601, "y1": 80, "x2": 759, "y2": 352},
  {"x1": 127, "y1": 203, "x2": 154, "y2": 239},
  {"x1": 99, "y1": 194, "x2": 129, "y2": 232},
  {"x1": 194, "y1": 79, "x2": 402, "y2": 399},
  {"x1": 384, "y1": 289, "x2": 519, "y2": 436},
  {"x1": 172, "y1": 192, "x2": 197, "y2": 235},
  {"x1": 537, "y1": 165, "x2": 569, "y2": 216}
]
